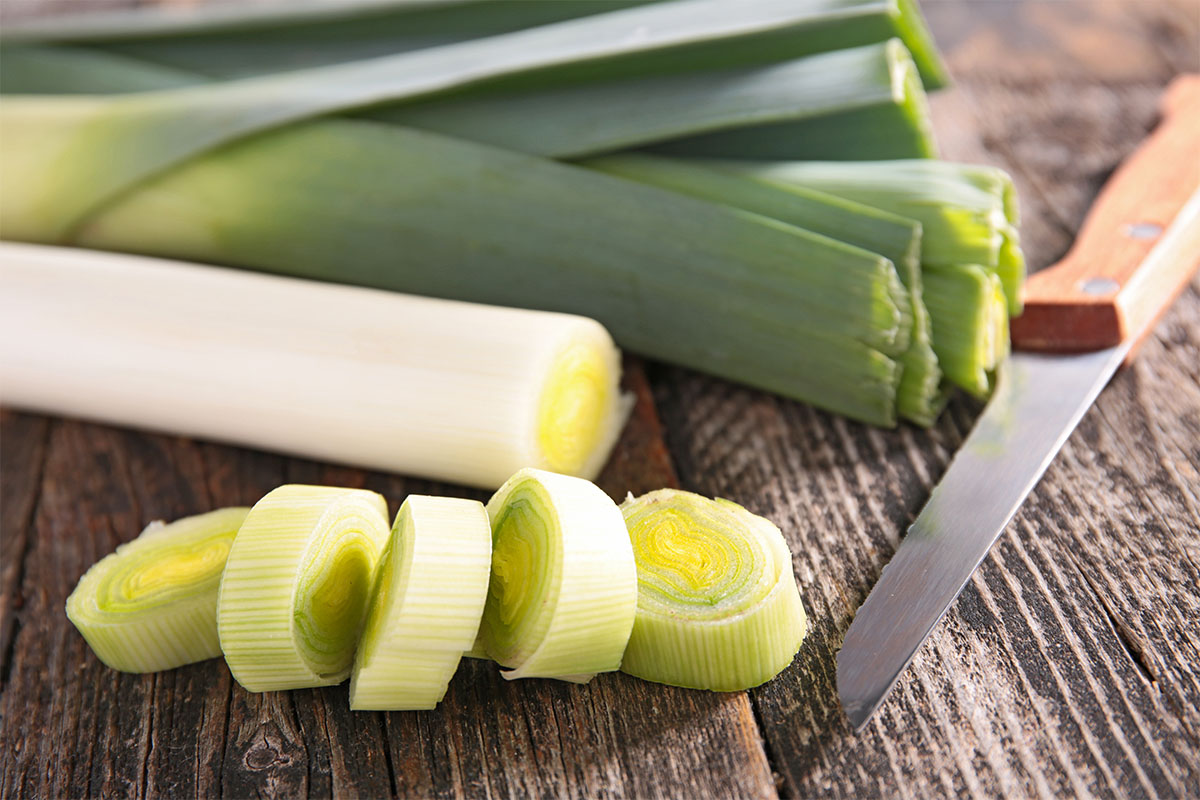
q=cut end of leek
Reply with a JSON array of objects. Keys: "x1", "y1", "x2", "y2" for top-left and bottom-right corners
[
  {"x1": 217, "y1": 484, "x2": 390, "y2": 692},
  {"x1": 481, "y1": 467, "x2": 637, "y2": 682},
  {"x1": 620, "y1": 489, "x2": 807, "y2": 692},
  {"x1": 534, "y1": 321, "x2": 629, "y2": 481},
  {"x1": 350, "y1": 495, "x2": 492, "y2": 711},
  {"x1": 65, "y1": 506, "x2": 249, "y2": 673}
]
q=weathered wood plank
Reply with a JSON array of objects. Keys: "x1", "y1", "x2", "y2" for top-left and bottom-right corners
[
  {"x1": 0, "y1": 411, "x2": 49, "y2": 689},
  {"x1": 1, "y1": 360, "x2": 777, "y2": 800},
  {"x1": 647, "y1": 3, "x2": 1200, "y2": 797}
]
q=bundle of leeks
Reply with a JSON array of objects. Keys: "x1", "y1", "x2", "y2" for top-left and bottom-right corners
[{"x1": 0, "y1": 0, "x2": 1024, "y2": 436}]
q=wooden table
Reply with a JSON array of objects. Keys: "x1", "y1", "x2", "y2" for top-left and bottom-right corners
[{"x1": 2, "y1": 1, "x2": 1198, "y2": 797}]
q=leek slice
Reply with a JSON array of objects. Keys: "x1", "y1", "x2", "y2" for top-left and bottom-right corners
[
  {"x1": 217, "y1": 485, "x2": 390, "y2": 692},
  {"x1": 65, "y1": 507, "x2": 249, "y2": 673},
  {"x1": 0, "y1": 242, "x2": 628, "y2": 486},
  {"x1": 620, "y1": 490, "x2": 807, "y2": 692},
  {"x1": 350, "y1": 495, "x2": 492, "y2": 710},
  {"x1": 480, "y1": 468, "x2": 637, "y2": 682}
]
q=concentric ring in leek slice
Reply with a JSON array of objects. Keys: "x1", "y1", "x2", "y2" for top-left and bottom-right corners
[
  {"x1": 350, "y1": 495, "x2": 492, "y2": 710},
  {"x1": 66, "y1": 506, "x2": 249, "y2": 673},
  {"x1": 620, "y1": 489, "x2": 807, "y2": 691},
  {"x1": 217, "y1": 484, "x2": 390, "y2": 692},
  {"x1": 481, "y1": 468, "x2": 637, "y2": 682}
]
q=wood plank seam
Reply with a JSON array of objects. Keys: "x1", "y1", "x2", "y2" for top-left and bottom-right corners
[{"x1": 0, "y1": 416, "x2": 51, "y2": 691}]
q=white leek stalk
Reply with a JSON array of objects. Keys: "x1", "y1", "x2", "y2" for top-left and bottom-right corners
[
  {"x1": 620, "y1": 490, "x2": 807, "y2": 691},
  {"x1": 217, "y1": 485, "x2": 390, "y2": 691},
  {"x1": 65, "y1": 507, "x2": 249, "y2": 673},
  {"x1": 0, "y1": 242, "x2": 627, "y2": 487},
  {"x1": 350, "y1": 495, "x2": 492, "y2": 710},
  {"x1": 480, "y1": 468, "x2": 637, "y2": 682}
]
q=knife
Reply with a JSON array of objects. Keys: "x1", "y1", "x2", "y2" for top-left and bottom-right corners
[{"x1": 837, "y1": 74, "x2": 1200, "y2": 732}]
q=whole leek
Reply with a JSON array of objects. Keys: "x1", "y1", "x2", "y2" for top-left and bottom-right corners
[
  {"x1": 0, "y1": 243, "x2": 629, "y2": 486},
  {"x1": 65, "y1": 507, "x2": 249, "y2": 673}
]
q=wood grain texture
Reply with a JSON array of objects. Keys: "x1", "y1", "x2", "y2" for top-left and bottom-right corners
[
  {"x1": 2, "y1": 1, "x2": 1199, "y2": 798},
  {"x1": 0, "y1": 362, "x2": 777, "y2": 800}
]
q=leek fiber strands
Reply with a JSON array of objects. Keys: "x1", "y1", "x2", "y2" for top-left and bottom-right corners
[
  {"x1": 218, "y1": 485, "x2": 391, "y2": 692},
  {"x1": 717, "y1": 159, "x2": 1023, "y2": 396},
  {"x1": 65, "y1": 507, "x2": 249, "y2": 673},
  {"x1": 721, "y1": 160, "x2": 1024, "y2": 315},
  {"x1": 0, "y1": 243, "x2": 628, "y2": 486},
  {"x1": 350, "y1": 496, "x2": 492, "y2": 710},
  {"x1": 480, "y1": 468, "x2": 638, "y2": 682},
  {"x1": 620, "y1": 490, "x2": 806, "y2": 691},
  {"x1": 588, "y1": 152, "x2": 944, "y2": 425}
]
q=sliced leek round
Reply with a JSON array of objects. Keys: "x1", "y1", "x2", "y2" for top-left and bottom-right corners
[
  {"x1": 620, "y1": 489, "x2": 807, "y2": 691},
  {"x1": 481, "y1": 468, "x2": 637, "y2": 682},
  {"x1": 65, "y1": 506, "x2": 249, "y2": 673},
  {"x1": 217, "y1": 484, "x2": 390, "y2": 692},
  {"x1": 350, "y1": 495, "x2": 492, "y2": 710}
]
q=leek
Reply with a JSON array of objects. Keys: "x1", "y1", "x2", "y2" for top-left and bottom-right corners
[
  {"x1": 44, "y1": 122, "x2": 911, "y2": 426},
  {"x1": 217, "y1": 485, "x2": 391, "y2": 692},
  {"x1": 350, "y1": 495, "x2": 492, "y2": 710},
  {"x1": 480, "y1": 468, "x2": 637, "y2": 682},
  {"x1": 0, "y1": 242, "x2": 629, "y2": 486},
  {"x1": 0, "y1": 0, "x2": 946, "y2": 240},
  {"x1": 65, "y1": 507, "x2": 249, "y2": 673},
  {"x1": 922, "y1": 266, "x2": 1011, "y2": 397},
  {"x1": 620, "y1": 490, "x2": 806, "y2": 691},
  {"x1": 368, "y1": 39, "x2": 935, "y2": 160},
  {"x1": 0, "y1": 1, "x2": 649, "y2": 77},
  {"x1": 716, "y1": 159, "x2": 1024, "y2": 393},
  {"x1": 718, "y1": 159, "x2": 1025, "y2": 315},
  {"x1": 1, "y1": 0, "x2": 948, "y2": 89},
  {"x1": 587, "y1": 152, "x2": 944, "y2": 425},
  {"x1": 0, "y1": 39, "x2": 936, "y2": 165},
  {"x1": 648, "y1": 38, "x2": 937, "y2": 161}
]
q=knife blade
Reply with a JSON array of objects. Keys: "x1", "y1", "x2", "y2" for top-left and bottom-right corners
[{"x1": 837, "y1": 74, "x2": 1200, "y2": 732}]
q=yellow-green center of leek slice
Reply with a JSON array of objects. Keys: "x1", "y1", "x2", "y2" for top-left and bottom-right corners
[
  {"x1": 482, "y1": 486, "x2": 561, "y2": 666},
  {"x1": 217, "y1": 484, "x2": 390, "y2": 692},
  {"x1": 620, "y1": 489, "x2": 807, "y2": 691},
  {"x1": 66, "y1": 506, "x2": 250, "y2": 673},
  {"x1": 480, "y1": 467, "x2": 637, "y2": 682}
]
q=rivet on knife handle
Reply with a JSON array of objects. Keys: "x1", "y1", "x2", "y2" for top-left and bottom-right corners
[{"x1": 1010, "y1": 74, "x2": 1200, "y2": 353}]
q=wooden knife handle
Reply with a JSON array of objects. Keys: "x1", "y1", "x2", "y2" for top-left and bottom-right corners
[{"x1": 1010, "y1": 74, "x2": 1200, "y2": 356}]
